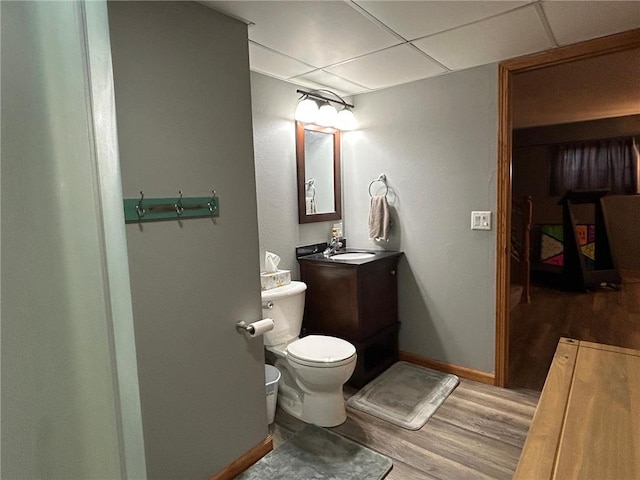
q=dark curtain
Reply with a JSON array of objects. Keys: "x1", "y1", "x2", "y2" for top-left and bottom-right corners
[{"x1": 550, "y1": 136, "x2": 639, "y2": 195}]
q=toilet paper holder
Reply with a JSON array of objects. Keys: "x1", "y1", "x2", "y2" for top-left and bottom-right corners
[
  {"x1": 236, "y1": 321, "x2": 257, "y2": 334},
  {"x1": 235, "y1": 318, "x2": 274, "y2": 336}
]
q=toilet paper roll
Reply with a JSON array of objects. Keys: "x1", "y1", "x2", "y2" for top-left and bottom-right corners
[{"x1": 248, "y1": 318, "x2": 274, "y2": 337}]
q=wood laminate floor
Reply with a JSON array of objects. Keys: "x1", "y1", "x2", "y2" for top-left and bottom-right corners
[
  {"x1": 271, "y1": 379, "x2": 539, "y2": 480},
  {"x1": 509, "y1": 270, "x2": 640, "y2": 391}
]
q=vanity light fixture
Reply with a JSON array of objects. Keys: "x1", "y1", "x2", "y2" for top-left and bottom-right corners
[
  {"x1": 294, "y1": 89, "x2": 355, "y2": 130},
  {"x1": 316, "y1": 101, "x2": 338, "y2": 127},
  {"x1": 336, "y1": 107, "x2": 355, "y2": 131},
  {"x1": 294, "y1": 95, "x2": 319, "y2": 123}
]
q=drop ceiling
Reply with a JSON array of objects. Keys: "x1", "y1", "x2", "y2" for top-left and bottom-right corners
[{"x1": 203, "y1": 1, "x2": 640, "y2": 97}]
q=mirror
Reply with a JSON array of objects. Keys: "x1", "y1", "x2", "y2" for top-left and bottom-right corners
[{"x1": 296, "y1": 121, "x2": 342, "y2": 224}]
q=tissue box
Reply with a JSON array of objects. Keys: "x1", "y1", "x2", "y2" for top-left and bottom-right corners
[{"x1": 260, "y1": 270, "x2": 291, "y2": 290}]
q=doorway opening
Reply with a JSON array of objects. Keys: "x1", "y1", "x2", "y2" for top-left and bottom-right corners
[{"x1": 495, "y1": 28, "x2": 640, "y2": 388}]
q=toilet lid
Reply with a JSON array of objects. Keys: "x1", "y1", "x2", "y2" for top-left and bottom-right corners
[
  {"x1": 286, "y1": 335, "x2": 356, "y2": 365},
  {"x1": 261, "y1": 281, "x2": 306, "y2": 302}
]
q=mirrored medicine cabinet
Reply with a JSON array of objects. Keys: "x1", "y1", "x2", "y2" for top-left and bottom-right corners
[{"x1": 295, "y1": 121, "x2": 342, "y2": 224}]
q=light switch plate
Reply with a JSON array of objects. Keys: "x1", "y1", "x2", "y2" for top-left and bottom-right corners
[{"x1": 471, "y1": 211, "x2": 491, "y2": 230}]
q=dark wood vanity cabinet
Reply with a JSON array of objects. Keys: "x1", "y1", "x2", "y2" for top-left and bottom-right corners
[{"x1": 298, "y1": 251, "x2": 402, "y2": 388}]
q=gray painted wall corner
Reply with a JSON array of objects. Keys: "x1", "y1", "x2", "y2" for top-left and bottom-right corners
[{"x1": 251, "y1": 65, "x2": 499, "y2": 373}]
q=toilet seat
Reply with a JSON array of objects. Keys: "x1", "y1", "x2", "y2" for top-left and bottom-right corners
[{"x1": 286, "y1": 335, "x2": 356, "y2": 368}]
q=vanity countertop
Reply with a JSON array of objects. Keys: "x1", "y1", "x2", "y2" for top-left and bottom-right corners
[{"x1": 298, "y1": 248, "x2": 403, "y2": 266}]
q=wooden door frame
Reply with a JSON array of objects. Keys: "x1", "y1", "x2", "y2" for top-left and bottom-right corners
[{"x1": 494, "y1": 28, "x2": 640, "y2": 387}]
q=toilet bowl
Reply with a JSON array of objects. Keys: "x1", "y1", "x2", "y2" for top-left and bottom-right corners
[{"x1": 262, "y1": 281, "x2": 356, "y2": 427}]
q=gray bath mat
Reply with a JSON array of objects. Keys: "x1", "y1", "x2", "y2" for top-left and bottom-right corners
[
  {"x1": 236, "y1": 424, "x2": 392, "y2": 480},
  {"x1": 347, "y1": 361, "x2": 459, "y2": 430}
]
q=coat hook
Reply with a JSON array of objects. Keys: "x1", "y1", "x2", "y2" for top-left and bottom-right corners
[
  {"x1": 136, "y1": 191, "x2": 145, "y2": 218},
  {"x1": 208, "y1": 190, "x2": 218, "y2": 215},
  {"x1": 174, "y1": 190, "x2": 184, "y2": 216}
]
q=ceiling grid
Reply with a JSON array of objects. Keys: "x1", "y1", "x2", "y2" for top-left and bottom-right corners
[{"x1": 204, "y1": 0, "x2": 640, "y2": 95}]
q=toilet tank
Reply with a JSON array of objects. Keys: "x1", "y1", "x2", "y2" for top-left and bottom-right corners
[{"x1": 261, "y1": 281, "x2": 306, "y2": 347}]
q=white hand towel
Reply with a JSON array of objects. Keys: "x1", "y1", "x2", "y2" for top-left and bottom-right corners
[
  {"x1": 305, "y1": 197, "x2": 316, "y2": 214},
  {"x1": 368, "y1": 195, "x2": 390, "y2": 241}
]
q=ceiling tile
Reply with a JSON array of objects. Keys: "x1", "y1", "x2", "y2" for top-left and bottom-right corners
[
  {"x1": 206, "y1": 1, "x2": 401, "y2": 68},
  {"x1": 291, "y1": 70, "x2": 370, "y2": 96},
  {"x1": 542, "y1": 1, "x2": 640, "y2": 45},
  {"x1": 355, "y1": 1, "x2": 529, "y2": 41},
  {"x1": 203, "y1": 1, "x2": 640, "y2": 94},
  {"x1": 325, "y1": 45, "x2": 447, "y2": 91},
  {"x1": 413, "y1": 5, "x2": 553, "y2": 70},
  {"x1": 288, "y1": 77, "x2": 337, "y2": 95},
  {"x1": 249, "y1": 43, "x2": 315, "y2": 79}
]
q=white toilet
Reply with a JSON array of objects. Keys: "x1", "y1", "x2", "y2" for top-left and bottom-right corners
[{"x1": 262, "y1": 281, "x2": 356, "y2": 427}]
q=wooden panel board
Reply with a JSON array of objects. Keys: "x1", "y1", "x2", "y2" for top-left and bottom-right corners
[
  {"x1": 515, "y1": 338, "x2": 640, "y2": 479},
  {"x1": 514, "y1": 338, "x2": 578, "y2": 479},
  {"x1": 554, "y1": 343, "x2": 640, "y2": 479}
]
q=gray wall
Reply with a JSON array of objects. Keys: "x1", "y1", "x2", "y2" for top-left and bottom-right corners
[
  {"x1": 2, "y1": 2, "x2": 143, "y2": 478},
  {"x1": 251, "y1": 65, "x2": 498, "y2": 373},
  {"x1": 343, "y1": 65, "x2": 498, "y2": 373},
  {"x1": 251, "y1": 72, "x2": 335, "y2": 277},
  {"x1": 108, "y1": 2, "x2": 266, "y2": 478}
]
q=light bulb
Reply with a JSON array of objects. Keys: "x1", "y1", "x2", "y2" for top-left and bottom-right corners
[
  {"x1": 336, "y1": 108, "x2": 355, "y2": 130},
  {"x1": 295, "y1": 98, "x2": 318, "y2": 123},
  {"x1": 316, "y1": 103, "x2": 338, "y2": 127}
]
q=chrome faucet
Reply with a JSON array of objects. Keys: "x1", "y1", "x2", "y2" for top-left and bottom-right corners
[{"x1": 323, "y1": 236, "x2": 343, "y2": 257}]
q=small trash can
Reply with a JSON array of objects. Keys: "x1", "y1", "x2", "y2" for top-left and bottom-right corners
[{"x1": 264, "y1": 364, "x2": 281, "y2": 424}]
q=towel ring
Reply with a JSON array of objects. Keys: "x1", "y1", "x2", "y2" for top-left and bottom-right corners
[
  {"x1": 305, "y1": 179, "x2": 316, "y2": 200},
  {"x1": 368, "y1": 174, "x2": 388, "y2": 197}
]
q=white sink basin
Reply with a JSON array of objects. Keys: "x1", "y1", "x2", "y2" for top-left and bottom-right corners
[{"x1": 331, "y1": 252, "x2": 375, "y2": 260}]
